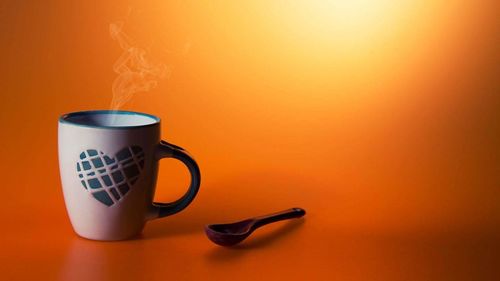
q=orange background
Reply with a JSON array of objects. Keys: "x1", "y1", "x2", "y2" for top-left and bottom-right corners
[{"x1": 1, "y1": 0, "x2": 499, "y2": 280}]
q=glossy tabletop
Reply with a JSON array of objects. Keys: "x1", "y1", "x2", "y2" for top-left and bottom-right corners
[{"x1": 1, "y1": 1, "x2": 499, "y2": 280}]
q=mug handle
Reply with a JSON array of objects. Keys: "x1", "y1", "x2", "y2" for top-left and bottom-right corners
[{"x1": 150, "y1": 140, "x2": 201, "y2": 219}]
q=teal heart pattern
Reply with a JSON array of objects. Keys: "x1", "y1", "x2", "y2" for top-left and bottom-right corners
[{"x1": 76, "y1": 146, "x2": 145, "y2": 206}]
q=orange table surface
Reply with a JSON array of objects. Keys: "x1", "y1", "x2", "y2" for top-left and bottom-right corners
[{"x1": 1, "y1": 1, "x2": 499, "y2": 280}]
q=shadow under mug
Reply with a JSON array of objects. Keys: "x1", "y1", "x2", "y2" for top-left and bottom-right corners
[{"x1": 58, "y1": 110, "x2": 201, "y2": 241}]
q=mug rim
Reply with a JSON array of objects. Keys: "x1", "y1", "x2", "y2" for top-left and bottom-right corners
[{"x1": 59, "y1": 110, "x2": 160, "y2": 129}]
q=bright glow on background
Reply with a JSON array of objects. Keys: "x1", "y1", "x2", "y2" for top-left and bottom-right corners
[{"x1": 272, "y1": 0, "x2": 401, "y2": 47}]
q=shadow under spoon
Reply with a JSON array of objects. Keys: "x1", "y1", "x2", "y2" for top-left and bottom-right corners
[{"x1": 204, "y1": 207, "x2": 306, "y2": 247}]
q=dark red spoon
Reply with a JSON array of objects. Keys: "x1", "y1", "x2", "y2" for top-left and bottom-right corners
[{"x1": 205, "y1": 207, "x2": 306, "y2": 246}]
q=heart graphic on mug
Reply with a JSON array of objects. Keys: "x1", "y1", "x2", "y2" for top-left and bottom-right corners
[{"x1": 76, "y1": 146, "x2": 145, "y2": 206}]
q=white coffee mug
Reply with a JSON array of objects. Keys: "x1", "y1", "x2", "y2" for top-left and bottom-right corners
[{"x1": 58, "y1": 110, "x2": 201, "y2": 241}]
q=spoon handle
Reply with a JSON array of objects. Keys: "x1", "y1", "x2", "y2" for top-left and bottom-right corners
[{"x1": 253, "y1": 207, "x2": 306, "y2": 229}]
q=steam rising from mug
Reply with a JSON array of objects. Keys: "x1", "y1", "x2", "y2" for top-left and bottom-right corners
[{"x1": 109, "y1": 22, "x2": 170, "y2": 112}]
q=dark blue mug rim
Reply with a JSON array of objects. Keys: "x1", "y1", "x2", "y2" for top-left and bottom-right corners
[{"x1": 59, "y1": 110, "x2": 160, "y2": 129}]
